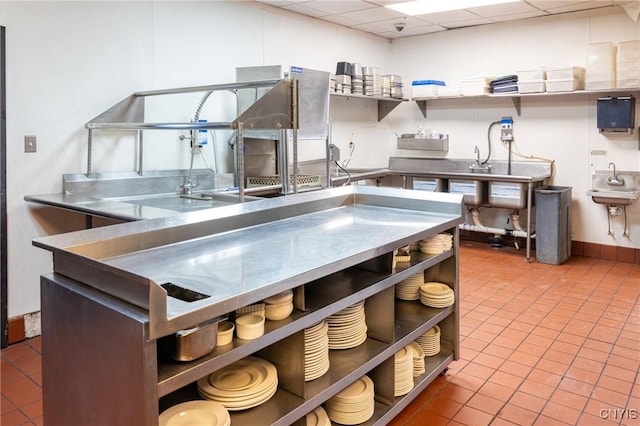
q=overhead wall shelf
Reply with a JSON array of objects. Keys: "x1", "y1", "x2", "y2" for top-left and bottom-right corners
[
  {"x1": 414, "y1": 87, "x2": 640, "y2": 117},
  {"x1": 330, "y1": 92, "x2": 407, "y2": 121}
]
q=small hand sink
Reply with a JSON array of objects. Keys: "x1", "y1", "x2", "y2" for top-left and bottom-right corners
[
  {"x1": 588, "y1": 170, "x2": 640, "y2": 206},
  {"x1": 586, "y1": 188, "x2": 639, "y2": 206}
]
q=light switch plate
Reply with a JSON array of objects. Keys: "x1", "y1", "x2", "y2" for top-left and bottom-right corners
[{"x1": 24, "y1": 135, "x2": 37, "y2": 153}]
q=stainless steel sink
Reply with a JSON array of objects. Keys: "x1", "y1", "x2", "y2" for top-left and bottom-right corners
[
  {"x1": 587, "y1": 170, "x2": 640, "y2": 206},
  {"x1": 586, "y1": 188, "x2": 639, "y2": 206}
]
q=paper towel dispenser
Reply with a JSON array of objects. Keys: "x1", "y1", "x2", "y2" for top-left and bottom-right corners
[{"x1": 597, "y1": 96, "x2": 635, "y2": 133}]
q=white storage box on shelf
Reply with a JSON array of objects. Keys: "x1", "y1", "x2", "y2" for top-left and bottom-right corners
[
  {"x1": 517, "y1": 69, "x2": 546, "y2": 81},
  {"x1": 518, "y1": 80, "x2": 546, "y2": 94},
  {"x1": 545, "y1": 66, "x2": 584, "y2": 81},
  {"x1": 586, "y1": 42, "x2": 616, "y2": 90},
  {"x1": 460, "y1": 77, "x2": 492, "y2": 96},
  {"x1": 412, "y1": 80, "x2": 445, "y2": 98},
  {"x1": 546, "y1": 78, "x2": 585, "y2": 92},
  {"x1": 616, "y1": 40, "x2": 639, "y2": 88}
]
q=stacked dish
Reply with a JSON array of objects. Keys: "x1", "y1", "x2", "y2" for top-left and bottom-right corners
[
  {"x1": 197, "y1": 356, "x2": 278, "y2": 411},
  {"x1": 420, "y1": 282, "x2": 455, "y2": 308},
  {"x1": 305, "y1": 406, "x2": 331, "y2": 426},
  {"x1": 416, "y1": 325, "x2": 441, "y2": 357},
  {"x1": 326, "y1": 301, "x2": 368, "y2": 350},
  {"x1": 324, "y1": 375, "x2": 375, "y2": 425},
  {"x1": 394, "y1": 346, "x2": 414, "y2": 396},
  {"x1": 263, "y1": 289, "x2": 294, "y2": 321},
  {"x1": 418, "y1": 234, "x2": 453, "y2": 254},
  {"x1": 304, "y1": 320, "x2": 330, "y2": 381},
  {"x1": 159, "y1": 400, "x2": 230, "y2": 426},
  {"x1": 408, "y1": 342, "x2": 425, "y2": 377},
  {"x1": 395, "y1": 272, "x2": 424, "y2": 300}
]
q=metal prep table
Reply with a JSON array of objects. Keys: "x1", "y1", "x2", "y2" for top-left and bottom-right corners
[{"x1": 35, "y1": 185, "x2": 464, "y2": 426}]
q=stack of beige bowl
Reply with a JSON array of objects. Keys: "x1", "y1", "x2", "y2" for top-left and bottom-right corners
[
  {"x1": 304, "y1": 320, "x2": 330, "y2": 381},
  {"x1": 408, "y1": 342, "x2": 425, "y2": 377},
  {"x1": 159, "y1": 400, "x2": 230, "y2": 426},
  {"x1": 394, "y1": 346, "x2": 414, "y2": 396},
  {"x1": 395, "y1": 272, "x2": 424, "y2": 300},
  {"x1": 263, "y1": 289, "x2": 294, "y2": 321},
  {"x1": 419, "y1": 282, "x2": 455, "y2": 308},
  {"x1": 197, "y1": 356, "x2": 278, "y2": 410},
  {"x1": 324, "y1": 375, "x2": 375, "y2": 425},
  {"x1": 305, "y1": 406, "x2": 331, "y2": 426},
  {"x1": 418, "y1": 233, "x2": 453, "y2": 254},
  {"x1": 415, "y1": 325, "x2": 441, "y2": 357},
  {"x1": 326, "y1": 301, "x2": 368, "y2": 350}
]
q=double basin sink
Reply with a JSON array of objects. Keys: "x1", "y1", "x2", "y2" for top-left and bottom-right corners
[{"x1": 586, "y1": 170, "x2": 639, "y2": 206}]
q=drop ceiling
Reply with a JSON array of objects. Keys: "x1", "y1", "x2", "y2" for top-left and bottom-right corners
[{"x1": 256, "y1": 0, "x2": 638, "y2": 39}]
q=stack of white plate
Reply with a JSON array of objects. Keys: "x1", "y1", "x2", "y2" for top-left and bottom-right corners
[
  {"x1": 395, "y1": 272, "x2": 424, "y2": 300},
  {"x1": 416, "y1": 325, "x2": 441, "y2": 357},
  {"x1": 305, "y1": 320, "x2": 330, "y2": 381},
  {"x1": 324, "y1": 375, "x2": 375, "y2": 425},
  {"x1": 305, "y1": 406, "x2": 331, "y2": 426},
  {"x1": 326, "y1": 301, "x2": 368, "y2": 350},
  {"x1": 408, "y1": 341, "x2": 425, "y2": 377},
  {"x1": 159, "y1": 400, "x2": 230, "y2": 426},
  {"x1": 420, "y1": 282, "x2": 455, "y2": 308},
  {"x1": 418, "y1": 233, "x2": 453, "y2": 254},
  {"x1": 197, "y1": 356, "x2": 278, "y2": 411},
  {"x1": 394, "y1": 346, "x2": 414, "y2": 396}
]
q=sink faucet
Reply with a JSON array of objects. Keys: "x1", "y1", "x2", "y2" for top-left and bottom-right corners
[
  {"x1": 469, "y1": 146, "x2": 491, "y2": 171},
  {"x1": 607, "y1": 162, "x2": 625, "y2": 186}
]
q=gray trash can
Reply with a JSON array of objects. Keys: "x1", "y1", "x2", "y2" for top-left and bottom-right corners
[{"x1": 535, "y1": 186, "x2": 572, "y2": 265}]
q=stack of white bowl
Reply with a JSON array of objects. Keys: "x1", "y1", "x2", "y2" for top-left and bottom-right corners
[
  {"x1": 394, "y1": 346, "x2": 414, "y2": 396},
  {"x1": 324, "y1": 375, "x2": 375, "y2": 425},
  {"x1": 304, "y1": 320, "x2": 330, "y2": 381},
  {"x1": 416, "y1": 325, "x2": 441, "y2": 357},
  {"x1": 395, "y1": 271, "x2": 424, "y2": 300},
  {"x1": 420, "y1": 282, "x2": 455, "y2": 308},
  {"x1": 263, "y1": 289, "x2": 294, "y2": 321},
  {"x1": 326, "y1": 301, "x2": 368, "y2": 350},
  {"x1": 408, "y1": 342, "x2": 425, "y2": 377},
  {"x1": 305, "y1": 406, "x2": 331, "y2": 426},
  {"x1": 197, "y1": 356, "x2": 278, "y2": 410},
  {"x1": 159, "y1": 400, "x2": 231, "y2": 426},
  {"x1": 418, "y1": 233, "x2": 453, "y2": 254}
]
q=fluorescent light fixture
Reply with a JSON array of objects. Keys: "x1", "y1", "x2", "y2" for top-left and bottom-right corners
[{"x1": 386, "y1": 0, "x2": 520, "y2": 16}]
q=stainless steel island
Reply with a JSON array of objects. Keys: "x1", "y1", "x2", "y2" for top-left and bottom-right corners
[{"x1": 35, "y1": 185, "x2": 463, "y2": 426}]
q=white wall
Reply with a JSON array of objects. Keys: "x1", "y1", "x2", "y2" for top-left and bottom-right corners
[{"x1": 1, "y1": 1, "x2": 638, "y2": 322}]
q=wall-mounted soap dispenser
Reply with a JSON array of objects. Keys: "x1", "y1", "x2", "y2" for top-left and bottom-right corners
[{"x1": 597, "y1": 96, "x2": 635, "y2": 133}]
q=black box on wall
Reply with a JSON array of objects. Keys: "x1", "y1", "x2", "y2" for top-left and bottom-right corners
[{"x1": 597, "y1": 96, "x2": 635, "y2": 133}]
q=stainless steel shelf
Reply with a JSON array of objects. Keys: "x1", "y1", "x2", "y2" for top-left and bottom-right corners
[{"x1": 330, "y1": 92, "x2": 407, "y2": 121}]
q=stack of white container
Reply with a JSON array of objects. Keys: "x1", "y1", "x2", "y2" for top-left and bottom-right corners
[
  {"x1": 545, "y1": 66, "x2": 585, "y2": 92},
  {"x1": 517, "y1": 69, "x2": 546, "y2": 93},
  {"x1": 616, "y1": 40, "x2": 640, "y2": 89}
]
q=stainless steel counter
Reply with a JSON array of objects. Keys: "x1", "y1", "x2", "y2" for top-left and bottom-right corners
[{"x1": 34, "y1": 185, "x2": 464, "y2": 339}]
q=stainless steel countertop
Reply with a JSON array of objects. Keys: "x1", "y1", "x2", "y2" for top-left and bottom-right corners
[{"x1": 34, "y1": 186, "x2": 464, "y2": 339}]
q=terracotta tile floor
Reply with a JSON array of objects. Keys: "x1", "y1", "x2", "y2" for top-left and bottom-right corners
[{"x1": 1, "y1": 241, "x2": 639, "y2": 425}]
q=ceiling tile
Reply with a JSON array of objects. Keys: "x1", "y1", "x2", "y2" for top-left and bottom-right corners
[
  {"x1": 440, "y1": 17, "x2": 495, "y2": 29},
  {"x1": 412, "y1": 9, "x2": 483, "y2": 25},
  {"x1": 339, "y1": 6, "x2": 405, "y2": 23},
  {"x1": 468, "y1": 1, "x2": 541, "y2": 17},
  {"x1": 489, "y1": 10, "x2": 549, "y2": 22},
  {"x1": 282, "y1": 3, "x2": 332, "y2": 17},
  {"x1": 524, "y1": 0, "x2": 614, "y2": 13},
  {"x1": 297, "y1": 0, "x2": 377, "y2": 15}
]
